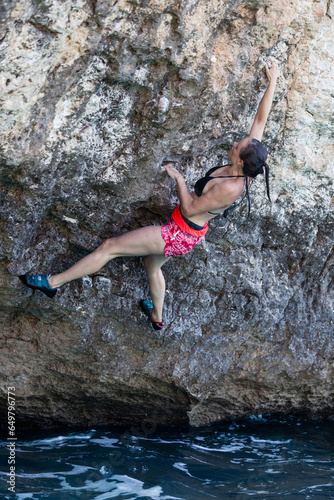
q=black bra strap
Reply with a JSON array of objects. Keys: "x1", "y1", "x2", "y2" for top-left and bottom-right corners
[{"x1": 213, "y1": 175, "x2": 245, "y2": 178}]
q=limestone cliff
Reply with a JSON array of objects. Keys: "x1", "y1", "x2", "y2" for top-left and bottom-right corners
[{"x1": 0, "y1": 0, "x2": 333, "y2": 429}]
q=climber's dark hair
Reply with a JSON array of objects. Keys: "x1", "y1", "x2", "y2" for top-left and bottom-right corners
[
  {"x1": 223, "y1": 138, "x2": 271, "y2": 218},
  {"x1": 240, "y1": 138, "x2": 271, "y2": 203}
]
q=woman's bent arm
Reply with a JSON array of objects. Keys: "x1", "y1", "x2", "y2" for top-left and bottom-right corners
[
  {"x1": 167, "y1": 167, "x2": 194, "y2": 215},
  {"x1": 164, "y1": 164, "x2": 240, "y2": 218}
]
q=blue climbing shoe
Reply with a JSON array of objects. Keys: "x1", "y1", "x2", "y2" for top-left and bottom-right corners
[
  {"x1": 19, "y1": 274, "x2": 59, "y2": 298},
  {"x1": 140, "y1": 300, "x2": 165, "y2": 330}
]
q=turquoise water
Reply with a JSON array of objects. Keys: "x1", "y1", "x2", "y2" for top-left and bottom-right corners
[{"x1": 0, "y1": 415, "x2": 333, "y2": 499}]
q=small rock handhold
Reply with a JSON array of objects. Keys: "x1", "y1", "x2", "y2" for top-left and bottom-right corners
[{"x1": 158, "y1": 97, "x2": 170, "y2": 113}]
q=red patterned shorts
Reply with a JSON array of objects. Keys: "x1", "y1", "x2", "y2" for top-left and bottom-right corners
[{"x1": 161, "y1": 217, "x2": 206, "y2": 257}]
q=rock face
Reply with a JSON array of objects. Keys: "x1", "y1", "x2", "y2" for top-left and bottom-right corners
[{"x1": 0, "y1": 0, "x2": 333, "y2": 429}]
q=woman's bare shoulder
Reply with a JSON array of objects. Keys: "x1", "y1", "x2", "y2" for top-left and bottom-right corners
[{"x1": 214, "y1": 177, "x2": 245, "y2": 197}]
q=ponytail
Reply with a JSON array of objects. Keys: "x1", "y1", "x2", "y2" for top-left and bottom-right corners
[{"x1": 264, "y1": 162, "x2": 271, "y2": 203}]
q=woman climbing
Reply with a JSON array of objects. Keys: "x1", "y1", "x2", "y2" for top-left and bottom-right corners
[{"x1": 20, "y1": 61, "x2": 279, "y2": 330}]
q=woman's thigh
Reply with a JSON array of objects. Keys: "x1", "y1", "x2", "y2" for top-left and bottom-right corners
[{"x1": 108, "y1": 225, "x2": 166, "y2": 257}]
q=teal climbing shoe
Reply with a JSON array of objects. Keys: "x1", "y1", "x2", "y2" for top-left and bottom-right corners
[
  {"x1": 19, "y1": 274, "x2": 58, "y2": 298},
  {"x1": 140, "y1": 300, "x2": 165, "y2": 330}
]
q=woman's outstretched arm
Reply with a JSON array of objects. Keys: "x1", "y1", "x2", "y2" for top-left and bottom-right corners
[
  {"x1": 249, "y1": 60, "x2": 279, "y2": 141},
  {"x1": 164, "y1": 164, "x2": 240, "y2": 218}
]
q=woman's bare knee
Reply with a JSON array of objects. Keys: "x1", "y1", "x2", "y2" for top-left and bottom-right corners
[
  {"x1": 142, "y1": 255, "x2": 158, "y2": 275},
  {"x1": 100, "y1": 237, "x2": 117, "y2": 258},
  {"x1": 142, "y1": 255, "x2": 169, "y2": 276},
  {"x1": 142, "y1": 256, "x2": 149, "y2": 271}
]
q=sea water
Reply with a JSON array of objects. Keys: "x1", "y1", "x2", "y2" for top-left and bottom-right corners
[{"x1": 0, "y1": 415, "x2": 333, "y2": 499}]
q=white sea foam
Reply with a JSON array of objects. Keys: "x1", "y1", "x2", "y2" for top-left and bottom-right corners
[
  {"x1": 250, "y1": 437, "x2": 292, "y2": 445},
  {"x1": 173, "y1": 462, "x2": 194, "y2": 478},
  {"x1": 90, "y1": 436, "x2": 119, "y2": 447},
  {"x1": 137, "y1": 437, "x2": 189, "y2": 446},
  {"x1": 15, "y1": 431, "x2": 96, "y2": 450},
  {"x1": 15, "y1": 464, "x2": 90, "y2": 479},
  {"x1": 191, "y1": 443, "x2": 245, "y2": 453},
  {"x1": 303, "y1": 459, "x2": 333, "y2": 464},
  {"x1": 299, "y1": 483, "x2": 334, "y2": 493},
  {"x1": 265, "y1": 469, "x2": 283, "y2": 474},
  {"x1": 100, "y1": 465, "x2": 112, "y2": 476},
  {"x1": 58, "y1": 474, "x2": 184, "y2": 499}
]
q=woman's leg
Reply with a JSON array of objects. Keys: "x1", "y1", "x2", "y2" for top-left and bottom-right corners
[
  {"x1": 142, "y1": 254, "x2": 170, "y2": 322},
  {"x1": 48, "y1": 225, "x2": 166, "y2": 288}
]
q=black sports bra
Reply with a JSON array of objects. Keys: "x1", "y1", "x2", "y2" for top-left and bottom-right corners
[
  {"x1": 194, "y1": 165, "x2": 245, "y2": 197},
  {"x1": 194, "y1": 165, "x2": 246, "y2": 215}
]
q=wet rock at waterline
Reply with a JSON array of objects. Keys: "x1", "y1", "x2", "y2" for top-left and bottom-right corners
[{"x1": 0, "y1": 0, "x2": 333, "y2": 429}]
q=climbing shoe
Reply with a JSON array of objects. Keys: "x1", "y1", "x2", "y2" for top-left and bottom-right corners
[
  {"x1": 19, "y1": 274, "x2": 59, "y2": 298},
  {"x1": 140, "y1": 299, "x2": 165, "y2": 330}
]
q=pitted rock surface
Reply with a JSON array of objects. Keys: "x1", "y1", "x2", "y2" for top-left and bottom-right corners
[{"x1": 0, "y1": 0, "x2": 333, "y2": 428}]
